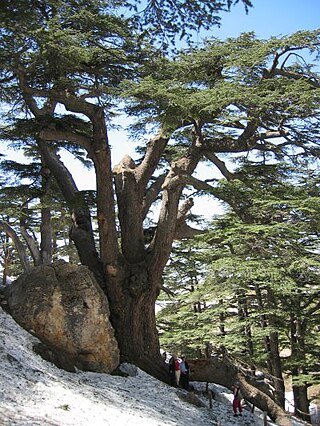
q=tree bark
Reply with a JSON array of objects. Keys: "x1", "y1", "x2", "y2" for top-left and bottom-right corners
[
  {"x1": 105, "y1": 263, "x2": 170, "y2": 382},
  {"x1": 113, "y1": 155, "x2": 145, "y2": 262},
  {"x1": 0, "y1": 222, "x2": 31, "y2": 271},
  {"x1": 69, "y1": 209, "x2": 105, "y2": 287},
  {"x1": 255, "y1": 284, "x2": 285, "y2": 408},
  {"x1": 268, "y1": 331, "x2": 286, "y2": 408},
  {"x1": 40, "y1": 206, "x2": 52, "y2": 265},
  {"x1": 290, "y1": 311, "x2": 311, "y2": 422},
  {"x1": 20, "y1": 210, "x2": 42, "y2": 266},
  {"x1": 293, "y1": 382, "x2": 311, "y2": 423},
  {"x1": 1, "y1": 233, "x2": 11, "y2": 285},
  {"x1": 266, "y1": 289, "x2": 285, "y2": 408}
]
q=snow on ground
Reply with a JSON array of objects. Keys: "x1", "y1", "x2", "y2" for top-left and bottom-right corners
[{"x1": 0, "y1": 307, "x2": 296, "y2": 425}]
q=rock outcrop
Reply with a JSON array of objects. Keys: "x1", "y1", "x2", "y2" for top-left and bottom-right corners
[{"x1": 5, "y1": 260, "x2": 119, "y2": 373}]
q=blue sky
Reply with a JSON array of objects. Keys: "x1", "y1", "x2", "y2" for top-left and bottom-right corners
[{"x1": 211, "y1": 0, "x2": 320, "y2": 39}]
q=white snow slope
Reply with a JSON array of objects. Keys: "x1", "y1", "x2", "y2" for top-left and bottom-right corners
[{"x1": 0, "y1": 307, "x2": 308, "y2": 426}]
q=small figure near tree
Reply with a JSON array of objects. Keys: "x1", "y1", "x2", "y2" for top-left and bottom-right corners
[
  {"x1": 180, "y1": 356, "x2": 190, "y2": 391},
  {"x1": 174, "y1": 355, "x2": 181, "y2": 387},
  {"x1": 169, "y1": 354, "x2": 181, "y2": 387},
  {"x1": 232, "y1": 382, "x2": 243, "y2": 417}
]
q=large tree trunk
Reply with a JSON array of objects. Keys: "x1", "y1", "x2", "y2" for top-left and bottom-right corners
[
  {"x1": 107, "y1": 134, "x2": 201, "y2": 381},
  {"x1": 105, "y1": 262, "x2": 169, "y2": 382},
  {"x1": 268, "y1": 330, "x2": 286, "y2": 408},
  {"x1": 40, "y1": 206, "x2": 52, "y2": 265},
  {"x1": 293, "y1": 381, "x2": 311, "y2": 423},
  {"x1": 39, "y1": 161, "x2": 53, "y2": 265},
  {"x1": 266, "y1": 289, "x2": 286, "y2": 408},
  {"x1": 290, "y1": 313, "x2": 311, "y2": 422},
  {"x1": 255, "y1": 284, "x2": 285, "y2": 408}
]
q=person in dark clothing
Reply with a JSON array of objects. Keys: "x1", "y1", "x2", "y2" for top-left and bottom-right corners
[{"x1": 179, "y1": 356, "x2": 190, "y2": 391}]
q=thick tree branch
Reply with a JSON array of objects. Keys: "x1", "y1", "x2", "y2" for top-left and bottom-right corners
[
  {"x1": 204, "y1": 128, "x2": 288, "y2": 153},
  {"x1": 135, "y1": 131, "x2": 170, "y2": 188},
  {"x1": 18, "y1": 66, "x2": 119, "y2": 268},
  {"x1": 205, "y1": 152, "x2": 240, "y2": 180},
  {"x1": 148, "y1": 125, "x2": 205, "y2": 275},
  {"x1": 274, "y1": 68, "x2": 320, "y2": 88},
  {"x1": 16, "y1": 64, "x2": 43, "y2": 117},
  {"x1": 36, "y1": 139, "x2": 105, "y2": 284},
  {"x1": 39, "y1": 129, "x2": 92, "y2": 153},
  {"x1": 175, "y1": 198, "x2": 205, "y2": 239},
  {"x1": 37, "y1": 139, "x2": 79, "y2": 205},
  {"x1": 142, "y1": 174, "x2": 166, "y2": 220},
  {"x1": 19, "y1": 220, "x2": 41, "y2": 266},
  {"x1": 162, "y1": 173, "x2": 214, "y2": 192},
  {"x1": 45, "y1": 99, "x2": 119, "y2": 266},
  {"x1": 33, "y1": 88, "x2": 119, "y2": 266},
  {"x1": 15, "y1": 64, "x2": 56, "y2": 117},
  {"x1": 113, "y1": 155, "x2": 146, "y2": 262}
]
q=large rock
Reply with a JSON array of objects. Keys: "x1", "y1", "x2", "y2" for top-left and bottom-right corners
[{"x1": 5, "y1": 260, "x2": 120, "y2": 373}]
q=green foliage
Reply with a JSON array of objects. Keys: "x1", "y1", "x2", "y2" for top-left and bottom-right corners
[
  {"x1": 158, "y1": 165, "x2": 320, "y2": 377},
  {"x1": 121, "y1": 29, "x2": 320, "y2": 166}
]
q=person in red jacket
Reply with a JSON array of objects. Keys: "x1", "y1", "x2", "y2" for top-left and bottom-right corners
[
  {"x1": 232, "y1": 382, "x2": 243, "y2": 417},
  {"x1": 169, "y1": 354, "x2": 180, "y2": 386}
]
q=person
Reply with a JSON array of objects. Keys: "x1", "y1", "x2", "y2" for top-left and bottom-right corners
[
  {"x1": 179, "y1": 356, "x2": 190, "y2": 391},
  {"x1": 174, "y1": 355, "x2": 181, "y2": 387},
  {"x1": 168, "y1": 354, "x2": 178, "y2": 386},
  {"x1": 232, "y1": 382, "x2": 243, "y2": 417}
]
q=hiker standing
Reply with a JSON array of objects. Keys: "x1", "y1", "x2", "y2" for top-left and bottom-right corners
[
  {"x1": 169, "y1": 354, "x2": 178, "y2": 386},
  {"x1": 232, "y1": 382, "x2": 243, "y2": 417},
  {"x1": 180, "y1": 356, "x2": 190, "y2": 391},
  {"x1": 174, "y1": 355, "x2": 181, "y2": 386}
]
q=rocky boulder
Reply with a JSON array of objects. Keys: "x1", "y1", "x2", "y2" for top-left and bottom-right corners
[{"x1": 5, "y1": 260, "x2": 120, "y2": 373}]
